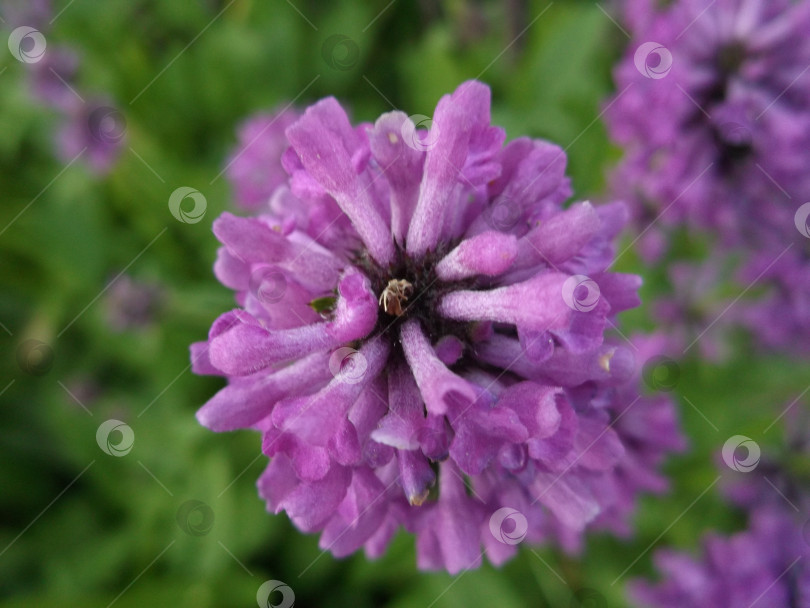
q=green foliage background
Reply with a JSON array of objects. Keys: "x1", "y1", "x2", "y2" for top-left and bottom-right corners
[{"x1": 1, "y1": 1, "x2": 808, "y2": 606}]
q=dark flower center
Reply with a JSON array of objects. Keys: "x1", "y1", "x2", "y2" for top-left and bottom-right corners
[
  {"x1": 694, "y1": 40, "x2": 748, "y2": 109},
  {"x1": 717, "y1": 40, "x2": 747, "y2": 76},
  {"x1": 685, "y1": 40, "x2": 755, "y2": 173},
  {"x1": 355, "y1": 243, "x2": 477, "y2": 353},
  {"x1": 713, "y1": 123, "x2": 754, "y2": 174}
]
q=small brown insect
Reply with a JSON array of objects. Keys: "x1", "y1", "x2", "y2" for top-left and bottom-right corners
[{"x1": 379, "y1": 279, "x2": 413, "y2": 317}]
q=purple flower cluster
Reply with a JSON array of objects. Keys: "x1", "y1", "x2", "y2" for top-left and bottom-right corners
[
  {"x1": 736, "y1": 247, "x2": 810, "y2": 355},
  {"x1": 192, "y1": 81, "x2": 684, "y2": 572},
  {"x1": 103, "y1": 275, "x2": 164, "y2": 332},
  {"x1": 653, "y1": 261, "x2": 736, "y2": 361},
  {"x1": 609, "y1": 0, "x2": 810, "y2": 241},
  {"x1": 1, "y1": 0, "x2": 51, "y2": 30},
  {"x1": 589, "y1": 334, "x2": 687, "y2": 542},
  {"x1": 56, "y1": 100, "x2": 126, "y2": 174},
  {"x1": 631, "y1": 412, "x2": 810, "y2": 607},
  {"x1": 225, "y1": 108, "x2": 300, "y2": 210},
  {"x1": 631, "y1": 505, "x2": 809, "y2": 607},
  {"x1": 3, "y1": 0, "x2": 125, "y2": 173},
  {"x1": 605, "y1": 0, "x2": 810, "y2": 354}
]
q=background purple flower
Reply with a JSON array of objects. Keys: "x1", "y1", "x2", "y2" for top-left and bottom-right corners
[
  {"x1": 652, "y1": 261, "x2": 740, "y2": 361},
  {"x1": 630, "y1": 506, "x2": 808, "y2": 608},
  {"x1": 192, "y1": 80, "x2": 684, "y2": 573},
  {"x1": 5, "y1": 3, "x2": 126, "y2": 176},
  {"x1": 28, "y1": 46, "x2": 80, "y2": 111},
  {"x1": 737, "y1": 249, "x2": 810, "y2": 355},
  {"x1": 57, "y1": 99, "x2": 126, "y2": 174},
  {"x1": 608, "y1": 0, "x2": 810, "y2": 243},
  {"x1": 631, "y1": 409, "x2": 810, "y2": 608},
  {"x1": 225, "y1": 107, "x2": 300, "y2": 210},
  {"x1": 590, "y1": 334, "x2": 688, "y2": 539},
  {"x1": 1, "y1": 0, "x2": 52, "y2": 30},
  {"x1": 103, "y1": 275, "x2": 164, "y2": 332},
  {"x1": 605, "y1": 0, "x2": 810, "y2": 356}
]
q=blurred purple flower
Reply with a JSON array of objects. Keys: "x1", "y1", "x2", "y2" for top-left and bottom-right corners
[
  {"x1": 57, "y1": 99, "x2": 126, "y2": 174},
  {"x1": 191, "y1": 81, "x2": 681, "y2": 572},
  {"x1": 60, "y1": 375, "x2": 101, "y2": 413},
  {"x1": 590, "y1": 334, "x2": 687, "y2": 540},
  {"x1": 606, "y1": 0, "x2": 810, "y2": 355},
  {"x1": 632, "y1": 409, "x2": 810, "y2": 607},
  {"x1": 6, "y1": 16, "x2": 124, "y2": 176},
  {"x1": 1, "y1": 0, "x2": 52, "y2": 30},
  {"x1": 737, "y1": 249, "x2": 810, "y2": 355},
  {"x1": 653, "y1": 261, "x2": 738, "y2": 361},
  {"x1": 225, "y1": 108, "x2": 300, "y2": 210},
  {"x1": 103, "y1": 275, "x2": 164, "y2": 332},
  {"x1": 607, "y1": 0, "x2": 810, "y2": 245},
  {"x1": 631, "y1": 506, "x2": 808, "y2": 607},
  {"x1": 29, "y1": 46, "x2": 80, "y2": 111}
]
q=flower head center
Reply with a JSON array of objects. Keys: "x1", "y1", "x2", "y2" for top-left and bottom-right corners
[
  {"x1": 379, "y1": 278, "x2": 413, "y2": 317},
  {"x1": 356, "y1": 244, "x2": 473, "y2": 349},
  {"x1": 717, "y1": 40, "x2": 747, "y2": 76}
]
